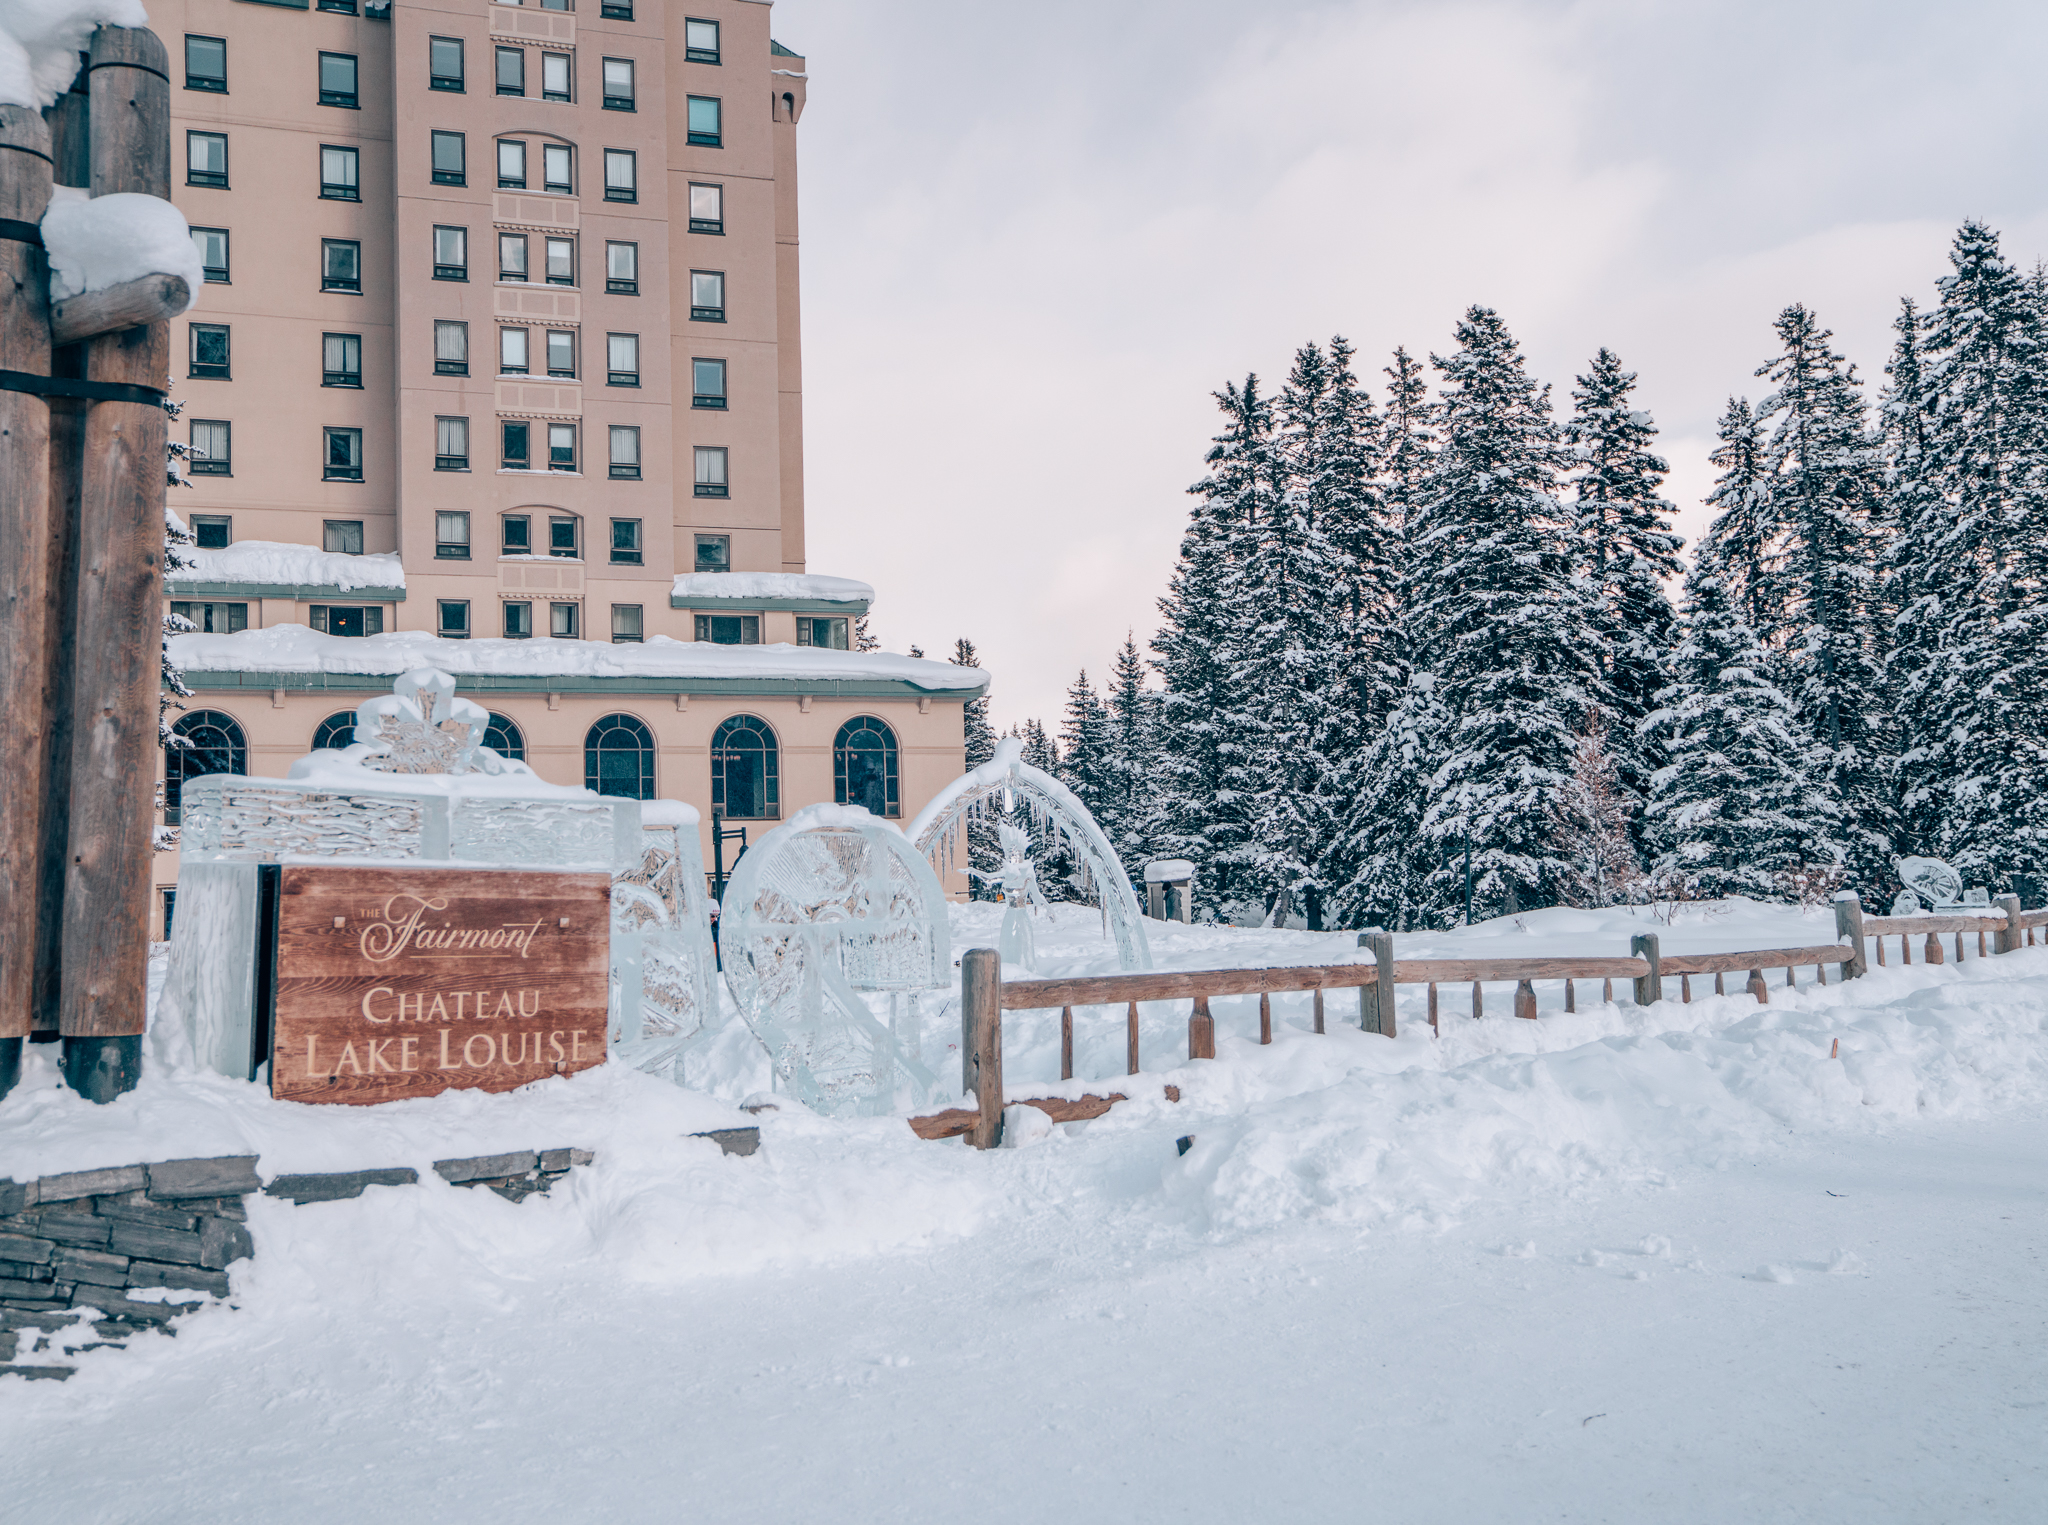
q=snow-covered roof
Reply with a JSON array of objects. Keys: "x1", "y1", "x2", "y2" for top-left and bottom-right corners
[
  {"x1": 670, "y1": 572, "x2": 873, "y2": 610},
  {"x1": 169, "y1": 541, "x2": 408, "y2": 598},
  {"x1": 171, "y1": 626, "x2": 989, "y2": 697}
]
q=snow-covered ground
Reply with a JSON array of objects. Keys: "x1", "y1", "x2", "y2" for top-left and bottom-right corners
[{"x1": 3, "y1": 899, "x2": 2045, "y2": 1520}]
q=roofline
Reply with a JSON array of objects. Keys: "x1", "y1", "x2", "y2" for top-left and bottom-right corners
[
  {"x1": 670, "y1": 595, "x2": 869, "y2": 614},
  {"x1": 181, "y1": 670, "x2": 988, "y2": 701},
  {"x1": 169, "y1": 581, "x2": 408, "y2": 602}
]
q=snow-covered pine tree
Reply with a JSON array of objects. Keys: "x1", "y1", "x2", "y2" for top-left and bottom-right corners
[
  {"x1": 1700, "y1": 398, "x2": 1774, "y2": 637},
  {"x1": 1877, "y1": 294, "x2": 1941, "y2": 858},
  {"x1": 1642, "y1": 519, "x2": 1848, "y2": 897},
  {"x1": 951, "y1": 638, "x2": 999, "y2": 895},
  {"x1": 1099, "y1": 633, "x2": 1158, "y2": 882},
  {"x1": 1564, "y1": 348, "x2": 1682, "y2": 825},
  {"x1": 1017, "y1": 717, "x2": 1058, "y2": 774},
  {"x1": 1548, "y1": 713, "x2": 1642, "y2": 908},
  {"x1": 1407, "y1": 306, "x2": 1605, "y2": 919},
  {"x1": 1378, "y1": 346, "x2": 1434, "y2": 539},
  {"x1": 853, "y1": 614, "x2": 878, "y2": 652},
  {"x1": 1055, "y1": 670, "x2": 1114, "y2": 899},
  {"x1": 1328, "y1": 668, "x2": 1449, "y2": 930},
  {"x1": 1749, "y1": 303, "x2": 1894, "y2": 886}
]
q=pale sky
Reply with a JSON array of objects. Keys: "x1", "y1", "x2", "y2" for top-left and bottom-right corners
[{"x1": 779, "y1": 0, "x2": 2048, "y2": 732}]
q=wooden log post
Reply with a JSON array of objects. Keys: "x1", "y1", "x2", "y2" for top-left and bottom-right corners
[
  {"x1": 1472, "y1": 981, "x2": 1483, "y2": 1020},
  {"x1": 1680, "y1": 973, "x2": 1691, "y2": 1003},
  {"x1": 960, "y1": 948, "x2": 1003, "y2": 1150},
  {"x1": 55, "y1": 26, "x2": 172, "y2": 1101},
  {"x1": 1746, "y1": 968, "x2": 1769, "y2": 1004},
  {"x1": 1312, "y1": 988, "x2": 1324, "y2": 1035},
  {"x1": 1513, "y1": 979, "x2": 1537, "y2": 1021},
  {"x1": 1187, "y1": 994, "x2": 1215, "y2": 1061},
  {"x1": 1427, "y1": 982, "x2": 1439, "y2": 1033},
  {"x1": 1995, "y1": 894, "x2": 2023, "y2": 955},
  {"x1": 0, "y1": 105, "x2": 56, "y2": 1101},
  {"x1": 1258, "y1": 990, "x2": 1271, "y2": 1045},
  {"x1": 1360, "y1": 930, "x2": 1396, "y2": 1037},
  {"x1": 1714, "y1": 971, "x2": 1725, "y2": 995},
  {"x1": 1630, "y1": 933, "x2": 1663, "y2": 1006},
  {"x1": 1923, "y1": 932, "x2": 1943, "y2": 965},
  {"x1": 1125, "y1": 1001, "x2": 1139, "y2": 1075},
  {"x1": 1834, "y1": 892, "x2": 1869, "y2": 979},
  {"x1": 1602, "y1": 977, "x2": 1613, "y2": 1003},
  {"x1": 1564, "y1": 977, "x2": 1575, "y2": 1013},
  {"x1": 1059, "y1": 1005, "x2": 1073, "y2": 1080}
]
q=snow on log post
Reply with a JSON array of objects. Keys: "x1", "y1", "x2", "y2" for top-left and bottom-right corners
[
  {"x1": 1995, "y1": 894, "x2": 2023, "y2": 955},
  {"x1": 0, "y1": 104, "x2": 56, "y2": 1100},
  {"x1": 55, "y1": 27, "x2": 172, "y2": 1101},
  {"x1": 1359, "y1": 930, "x2": 1396, "y2": 1037},
  {"x1": 960, "y1": 948, "x2": 1003, "y2": 1149},
  {"x1": 1833, "y1": 893, "x2": 1869, "y2": 978},
  {"x1": 1630, "y1": 934, "x2": 1662, "y2": 1006}
]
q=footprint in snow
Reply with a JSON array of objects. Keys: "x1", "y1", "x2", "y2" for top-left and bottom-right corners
[
  {"x1": 1750, "y1": 1264, "x2": 1797, "y2": 1284},
  {"x1": 1826, "y1": 1249, "x2": 1867, "y2": 1275}
]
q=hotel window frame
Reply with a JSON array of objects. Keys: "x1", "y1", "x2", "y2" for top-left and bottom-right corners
[
  {"x1": 501, "y1": 514, "x2": 532, "y2": 554},
  {"x1": 323, "y1": 520, "x2": 364, "y2": 555},
  {"x1": 164, "y1": 711, "x2": 246, "y2": 827},
  {"x1": 709, "y1": 714, "x2": 779, "y2": 820},
  {"x1": 170, "y1": 601, "x2": 249, "y2": 636},
  {"x1": 542, "y1": 143, "x2": 573, "y2": 195},
  {"x1": 496, "y1": 46, "x2": 525, "y2": 97},
  {"x1": 499, "y1": 326, "x2": 529, "y2": 375},
  {"x1": 694, "y1": 613, "x2": 759, "y2": 645},
  {"x1": 189, "y1": 323, "x2": 230, "y2": 380},
  {"x1": 434, "y1": 320, "x2": 469, "y2": 376},
  {"x1": 609, "y1": 518, "x2": 642, "y2": 565},
  {"x1": 608, "y1": 426, "x2": 641, "y2": 480},
  {"x1": 601, "y1": 0, "x2": 633, "y2": 19},
  {"x1": 549, "y1": 514, "x2": 580, "y2": 556},
  {"x1": 605, "y1": 240, "x2": 638, "y2": 294},
  {"x1": 684, "y1": 18, "x2": 719, "y2": 64},
  {"x1": 435, "y1": 508, "x2": 471, "y2": 556},
  {"x1": 321, "y1": 332, "x2": 362, "y2": 388},
  {"x1": 323, "y1": 425, "x2": 364, "y2": 482},
  {"x1": 501, "y1": 421, "x2": 531, "y2": 470},
  {"x1": 544, "y1": 236, "x2": 575, "y2": 286},
  {"x1": 798, "y1": 617, "x2": 851, "y2": 651},
  {"x1": 485, "y1": 714, "x2": 525, "y2": 758},
  {"x1": 611, "y1": 604, "x2": 643, "y2": 644},
  {"x1": 430, "y1": 130, "x2": 466, "y2": 186},
  {"x1": 691, "y1": 356, "x2": 726, "y2": 409},
  {"x1": 193, "y1": 515, "x2": 231, "y2": 549},
  {"x1": 687, "y1": 182, "x2": 722, "y2": 234},
  {"x1": 186, "y1": 130, "x2": 228, "y2": 189},
  {"x1": 319, "y1": 144, "x2": 360, "y2": 201},
  {"x1": 192, "y1": 227, "x2": 229, "y2": 284},
  {"x1": 438, "y1": 600, "x2": 470, "y2": 639},
  {"x1": 318, "y1": 52, "x2": 359, "y2": 109},
  {"x1": 834, "y1": 716, "x2": 900, "y2": 817},
  {"x1": 321, "y1": 238, "x2": 361, "y2": 293},
  {"x1": 601, "y1": 58, "x2": 634, "y2": 111},
  {"x1": 432, "y1": 224, "x2": 468, "y2": 281},
  {"x1": 686, "y1": 95, "x2": 721, "y2": 148},
  {"x1": 585, "y1": 714, "x2": 656, "y2": 801},
  {"x1": 435, "y1": 419, "x2": 471, "y2": 474},
  {"x1": 545, "y1": 329, "x2": 576, "y2": 379},
  {"x1": 606, "y1": 332, "x2": 639, "y2": 386},
  {"x1": 550, "y1": 602, "x2": 579, "y2": 639},
  {"x1": 429, "y1": 36, "x2": 464, "y2": 92},
  {"x1": 189, "y1": 420, "x2": 231, "y2": 476},
  {"x1": 309, "y1": 605, "x2": 383, "y2": 637},
  {"x1": 541, "y1": 52, "x2": 572, "y2": 103},
  {"x1": 689, "y1": 269, "x2": 724, "y2": 322},
  {"x1": 184, "y1": 36, "x2": 227, "y2": 94},
  {"x1": 603, "y1": 148, "x2": 636, "y2": 202},
  {"x1": 693, "y1": 533, "x2": 729, "y2": 573},
  {"x1": 497, "y1": 138, "x2": 527, "y2": 189},
  {"x1": 503, "y1": 601, "x2": 533, "y2": 639},
  {"x1": 693, "y1": 446, "x2": 727, "y2": 498},
  {"x1": 499, "y1": 232, "x2": 529, "y2": 282}
]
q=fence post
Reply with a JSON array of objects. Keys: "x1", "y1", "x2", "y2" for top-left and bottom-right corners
[
  {"x1": 1359, "y1": 930, "x2": 1396, "y2": 1037},
  {"x1": 1187, "y1": 995, "x2": 1215, "y2": 1060},
  {"x1": 1834, "y1": 892, "x2": 1869, "y2": 978},
  {"x1": 1995, "y1": 894, "x2": 2022, "y2": 955},
  {"x1": 1630, "y1": 933, "x2": 1662, "y2": 1005},
  {"x1": 960, "y1": 948, "x2": 1003, "y2": 1150}
]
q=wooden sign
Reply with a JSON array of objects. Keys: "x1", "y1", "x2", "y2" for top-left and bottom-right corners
[{"x1": 269, "y1": 865, "x2": 612, "y2": 1105}]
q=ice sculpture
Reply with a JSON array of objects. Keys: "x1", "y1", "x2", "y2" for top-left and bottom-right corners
[
  {"x1": 1894, "y1": 855, "x2": 1965, "y2": 909},
  {"x1": 718, "y1": 805, "x2": 948, "y2": 1117},
  {"x1": 972, "y1": 822, "x2": 1048, "y2": 971},
  {"x1": 158, "y1": 667, "x2": 718, "y2": 1085},
  {"x1": 909, "y1": 736, "x2": 1152, "y2": 971}
]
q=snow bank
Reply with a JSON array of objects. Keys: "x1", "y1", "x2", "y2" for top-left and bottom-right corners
[
  {"x1": 671, "y1": 572, "x2": 874, "y2": 604},
  {"x1": 170, "y1": 624, "x2": 990, "y2": 692},
  {"x1": 174, "y1": 540, "x2": 406, "y2": 593},
  {"x1": 42, "y1": 186, "x2": 202, "y2": 311},
  {"x1": 0, "y1": 0, "x2": 145, "y2": 109}
]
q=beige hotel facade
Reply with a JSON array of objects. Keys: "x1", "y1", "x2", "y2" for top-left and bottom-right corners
[{"x1": 150, "y1": 0, "x2": 983, "y2": 933}]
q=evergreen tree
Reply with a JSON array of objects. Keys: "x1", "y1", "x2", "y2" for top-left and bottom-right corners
[
  {"x1": 853, "y1": 614, "x2": 879, "y2": 652},
  {"x1": 1378, "y1": 346, "x2": 1434, "y2": 538},
  {"x1": 1329, "y1": 669, "x2": 1449, "y2": 930},
  {"x1": 1017, "y1": 718, "x2": 1058, "y2": 773},
  {"x1": 1407, "y1": 307, "x2": 1605, "y2": 918},
  {"x1": 951, "y1": 638, "x2": 996, "y2": 768},
  {"x1": 1701, "y1": 398, "x2": 1773, "y2": 636},
  {"x1": 951, "y1": 638, "x2": 999, "y2": 895},
  {"x1": 1099, "y1": 634, "x2": 1157, "y2": 880}
]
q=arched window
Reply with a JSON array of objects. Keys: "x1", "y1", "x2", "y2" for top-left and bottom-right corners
[
  {"x1": 711, "y1": 715, "x2": 778, "y2": 819},
  {"x1": 834, "y1": 716, "x2": 898, "y2": 818},
  {"x1": 585, "y1": 713, "x2": 655, "y2": 799},
  {"x1": 485, "y1": 713, "x2": 526, "y2": 762},
  {"x1": 312, "y1": 711, "x2": 356, "y2": 751},
  {"x1": 165, "y1": 710, "x2": 247, "y2": 826}
]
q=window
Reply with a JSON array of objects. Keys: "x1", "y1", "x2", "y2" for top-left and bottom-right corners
[
  {"x1": 168, "y1": 600, "x2": 247, "y2": 634},
  {"x1": 438, "y1": 599, "x2": 469, "y2": 638},
  {"x1": 687, "y1": 96, "x2": 721, "y2": 147},
  {"x1": 430, "y1": 36, "x2": 464, "y2": 91},
  {"x1": 432, "y1": 224, "x2": 468, "y2": 280},
  {"x1": 435, "y1": 420, "x2": 470, "y2": 474},
  {"x1": 550, "y1": 602, "x2": 579, "y2": 638},
  {"x1": 601, "y1": 0, "x2": 633, "y2": 19},
  {"x1": 322, "y1": 333, "x2": 362, "y2": 387},
  {"x1": 710, "y1": 715, "x2": 777, "y2": 818},
  {"x1": 319, "y1": 53, "x2": 359, "y2": 109},
  {"x1": 602, "y1": 58, "x2": 634, "y2": 110},
  {"x1": 503, "y1": 601, "x2": 533, "y2": 638},
  {"x1": 312, "y1": 711, "x2": 356, "y2": 751},
  {"x1": 693, "y1": 446, "x2": 728, "y2": 497},
  {"x1": 545, "y1": 237, "x2": 575, "y2": 285},
  {"x1": 694, "y1": 533, "x2": 729, "y2": 572},
  {"x1": 484, "y1": 714, "x2": 525, "y2": 759},
  {"x1": 496, "y1": 47, "x2": 525, "y2": 96},
  {"x1": 322, "y1": 239, "x2": 361, "y2": 293},
  {"x1": 185, "y1": 36, "x2": 226, "y2": 94},
  {"x1": 189, "y1": 324, "x2": 229, "y2": 380},
  {"x1": 685, "y1": 18, "x2": 719, "y2": 64},
  {"x1": 434, "y1": 320, "x2": 469, "y2": 376},
  {"x1": 498, "y1": 139, "x2": 526, "y2": 188},
  {"x1": 324, "y1": 426, "x2": 364, "y2": 481},
  {"x1": 192, "y1": 516, "x2": 231, "y2": 550},
  {"x1": 323, "y1": 520, "x2": 364, "y2": 555},
  {"x1": 436, "y1": 509, "x2": 471, "y2": 555},
  {"x1": 502, "y1": 514, "x2": 531, "y2": 554},
  {"x1": 320, "y1": 145, "x2": 359, "y2": 200},
  {"x1": 690, "y1": 270, "x2": 724, "y2": 322},
  {"x1": 611, "y1": 604, "x2": 642, "y2": 643},
  {"x1": 164, "y1": 711, "x2": 245, "y2": 827},
  {"x1": 586, "y1": 714, "x2": 656, "y2": 800},
  {"x1": 431, "y1": 131, "x2": 465, "y2": 186},
  {"x1": 187, "y1": 131, "x2": 228, "y2": 188},
  {"x1": 190, "y1": 420, "x2": 231, "y2": 476},
  {"x1": 318, "y1": 0, "x2": 357, "y2": 15},
  {"x1": 606, "y1": 241, "x2": 638, "y2": 294},
  {"x1": 499, "y1": 326, "x2": 529, "y2": 374},
  {"x1": 542, "y1": 52, "x2": 572, "y2": 102},
  {"x1": 549, "y1": 515, "x2": 579, "y2": 557},
  {"x1": 691, "y1": 357, "x2": 726, "y2": 408},
  {"x1": 834, "y1": 716, "x2": 899, "y2": 816},
  {"x1": 310, "y1": 605, "x2": 384, "y2": 637},
  {"x1": 695, "y1": 613, "x2": 759, "y2": 645},
  {"x1": 192, "y1": 227, "x2": 229, "y2": 284},
  {"x1": 603, "y1": 149, "x2": 636, "y2": 202},
  {"x1": 546, "y1": 329, "x2": 576, "y2": 378},
  {"x1": 542, "y1": 144, "x2": 572, "y2": 194},
  {"x1": 688, "y1": 183, "x2": 723, "y2": 234},
  {"x1": 799, "y1": 617, "x2": 850, "y2": 650},
  {"x1": 606, "y1": 332, "x2": 639, "y2": 386},
  {"x1": 502, "y1": 420, "x2": 530, "y2": 470},
  {"x1": 609, "y1": 426, "x2": 640, "y2": 479},
  {"x1": 610, "y1": 518, "x2": 641, "y2": 565},
  {"x1": 500, "y1": 233, "x2": 529, "y2": 281}
]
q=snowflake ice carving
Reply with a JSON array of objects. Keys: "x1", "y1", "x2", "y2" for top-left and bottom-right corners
[{"x1": 352, "y1": 668, "x2": 498, "y2": 775}]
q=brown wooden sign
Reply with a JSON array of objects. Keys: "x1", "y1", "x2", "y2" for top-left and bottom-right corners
[{"x1": 270, "y1": 865, "x2": 612, "y2": 1105}]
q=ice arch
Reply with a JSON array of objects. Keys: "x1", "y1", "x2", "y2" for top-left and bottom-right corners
[{"x1": 909, "y1": 737, "x2": 1152, "y2": 971}]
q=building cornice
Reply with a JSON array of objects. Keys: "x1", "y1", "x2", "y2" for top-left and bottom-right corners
[
  {"x1": 181, "y1": 670, "x2": 982, "y2": 701},
  {"x1": 169, "y1": 581, "x2": 407, "y2": 602}
]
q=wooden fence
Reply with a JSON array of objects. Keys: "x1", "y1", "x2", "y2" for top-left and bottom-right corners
[{"x1": 916, "y1": 891, "x2": 2030, "y2": 1148}]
